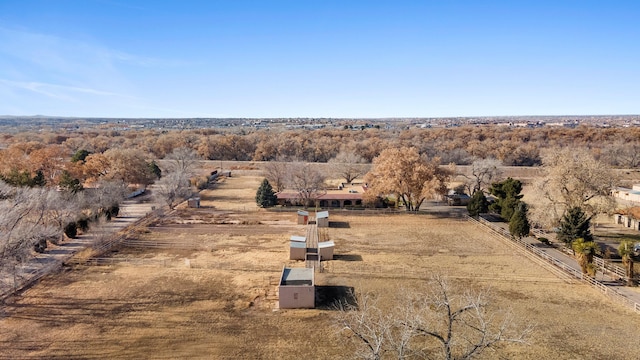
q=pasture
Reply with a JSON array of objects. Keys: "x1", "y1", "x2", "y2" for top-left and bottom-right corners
[{"x1": 1, "y1": 174, "x2": 640, "y2": 359}]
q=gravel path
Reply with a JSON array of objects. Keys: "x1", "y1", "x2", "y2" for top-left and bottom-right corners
[{"x1": 0, "y1": 199, "x2": 156, "y2": 299}]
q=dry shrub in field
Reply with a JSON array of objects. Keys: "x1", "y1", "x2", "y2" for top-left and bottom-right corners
[{"x1": 336, "y1": 275, "x2": 533, "y2": 360}]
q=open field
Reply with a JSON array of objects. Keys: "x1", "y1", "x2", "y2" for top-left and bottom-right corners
[{"x1": 1, "y1": 175, "x2": 640, "y2": 359}]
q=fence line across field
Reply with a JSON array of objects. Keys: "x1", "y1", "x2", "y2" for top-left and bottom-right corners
[{"x1": 469, "y1": 216, "x2": 640, "y2": 314}]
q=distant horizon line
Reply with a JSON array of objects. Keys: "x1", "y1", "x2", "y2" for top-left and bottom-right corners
[{"x1": 2, "y1": 114, "x2": 640, "y2": 120}]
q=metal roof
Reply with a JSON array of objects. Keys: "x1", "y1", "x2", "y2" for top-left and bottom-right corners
[
  {"x1": 297, "y1": 210, "x2": 309, "y2": 216},
  {"x1": 318, "y1": 241, "x2": 335, "y2": 248},
  {"x1": 290, "y1": 241, "x2": 306, "y2": 248},
  {"x1": 316, "y1": 211, "x2": 329, "y2": 218},
  {"x1": 290, "y1": 235, "x2": 306, "y2": 242}
]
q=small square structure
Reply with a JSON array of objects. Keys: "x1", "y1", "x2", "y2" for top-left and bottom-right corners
[
  {"x1": 278, "y1": 267, "x2": 315, "y2": 309},
  {"x1": 187, "y1": 197, "x2": 201, "y2": 208},
  {"x1": 289, "y1": 241, "x2": 307, "y2": 260},
  {"x1": 297, "y1": 210, "x2": 309, "y2": 225},
  {"x1": 316, "y1": 211, "x2": 329, "y2": 228},
  {"x1": 318, "y1": 240, "x2": 335, "y2": 260}
]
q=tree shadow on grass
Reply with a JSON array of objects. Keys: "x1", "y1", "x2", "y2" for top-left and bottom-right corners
[
  {"x1": 315, "y1": 286, "x2": 357, "y2": 309},
  {"x1": 332, "y1": 254, "x2": 363, "y2": 261},
  {"x1": 329, "y1": 221, "x2": 350, "y2": 228}
]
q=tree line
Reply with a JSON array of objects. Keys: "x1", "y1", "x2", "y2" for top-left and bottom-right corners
[{"x1": 2, "y1": 125, "x2": 640, "y2": 174}]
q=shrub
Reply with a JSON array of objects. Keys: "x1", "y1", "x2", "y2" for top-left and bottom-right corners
[
  {"x1": 34, "y1": 238, "x2": 47, "y2": 253},
  {"x1": 108, "y1": 205, "x2": 120, "y2": 218},
  {"x1": 64, "y1": 222, "x2": 78, "y2": 239},
  {"x1": 77, "y1": 217, "x2": 90, "y2": 232}
]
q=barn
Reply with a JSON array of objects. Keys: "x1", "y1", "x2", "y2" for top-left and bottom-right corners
[{"x1": 278, "y1": 267, "x2": 315, "y2": 309}]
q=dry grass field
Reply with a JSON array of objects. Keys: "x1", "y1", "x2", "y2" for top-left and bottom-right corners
[{"x1": 1, "y1": 174, "x2": 640, "y2": 359}]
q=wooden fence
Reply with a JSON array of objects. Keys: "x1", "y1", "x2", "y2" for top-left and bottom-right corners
[{"x1": 470, "y1": 216, "x2": 640, "y2": 314}]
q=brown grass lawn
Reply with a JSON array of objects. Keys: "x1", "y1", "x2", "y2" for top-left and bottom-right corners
[{"x1": 1, "y1": 175, "x2": 640, "y2": 359}]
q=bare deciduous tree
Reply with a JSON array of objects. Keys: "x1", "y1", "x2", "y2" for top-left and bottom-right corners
[
  {"x1": 287, "y1": 162, "x2": 326, "y2": 207},
  {"x1": 463, "y1": 158, "x2": 503, "y2": 195},
  {"x1": 529, "y1": 148, "x2": 617, "y2": 228},
  {"x1": 329, "y1": 150, "x2": 369, "y2": 184},
  {"x1": 153, "y1": 171, "x2": 192, "y2": 209},
  {"x1": 263, "y1": 161, "x2": 289, "y2": 192},
  {"x1": 337, "y1": 275, "x2": 532, "y2": 360},
  {"x1": 600, "y1": 141, "x2": 640, "y2": 168},
  {"x1": 164, "y1": 147, "x2": 201, "y2": 176}
]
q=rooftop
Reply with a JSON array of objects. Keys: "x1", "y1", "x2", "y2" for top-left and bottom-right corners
[{"x1": 280, "y1": 267, "x2": 314, "y2": 286}]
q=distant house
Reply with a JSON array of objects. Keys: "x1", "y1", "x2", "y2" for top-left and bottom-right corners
[
  {"x1": 278, "y1": 267, "x2": 315, "y2": 309},
  {"x1": 276, "y1": 183, "x2": 365, "y2": 208},
  {"x1": 614, "y1": 207, "x2": 640, "y2": 231},
  {"x1": 613, "y1": 186, "x2": 640, "y2": 204}
]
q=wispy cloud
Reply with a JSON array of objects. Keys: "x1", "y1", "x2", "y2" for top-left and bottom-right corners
[
  {"x1": 0, "y1": 26, "x2": 190, "y2": 115},
  {"x1": 0, "y1": 79, "x2": 136, "y2": 102}
]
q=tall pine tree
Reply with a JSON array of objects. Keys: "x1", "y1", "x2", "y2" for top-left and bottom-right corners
[
  {"x1": 557, "y1": 206, "x2": 592, "y2": 245},
  {"x1": 489, "y1": 177, "x2": 523, "y2": 221},
  {"x1": 256, "y1": 178, "x2": 277, "y2": 208},
  {"x1": 509, "y1": 202, "x2": 531, "y2": 238}
]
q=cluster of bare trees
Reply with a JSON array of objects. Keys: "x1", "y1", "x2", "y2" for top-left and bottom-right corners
[
  {"x1": 153, "y1": 147, "x2": 200, "y2": 209},
  {"x1": 336, "y1": 275, "x2": 532, "y2": 360},
  {"x1": 263, "y1": 161, "x2": 327, "y2": 206},
  {"x1": 0, "y1": 179, "x2": 127, "y2": 269}
]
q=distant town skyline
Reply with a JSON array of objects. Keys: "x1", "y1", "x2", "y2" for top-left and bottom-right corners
[{"x1": 0, "y1": 1, "x2": 639, "y2": 118}]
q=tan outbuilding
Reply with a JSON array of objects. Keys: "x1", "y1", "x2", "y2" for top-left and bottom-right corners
[
  {"x1": 289, "y1": 241, "x2": 307, "y2": 260},
  {"x1": 278, "y1": 267, "x2": 315, "y2": 309},
  {"x1": 297, "y1": 210, "x2": 309, "y2": 225},
  {"x1": 318, "y1": 241, "x2": 335, "y2": 260},
  {"x1": 316, "y1": 211, "x2": 329, "y2": 228},
  {"x1": 187, "y1": 197, "x2": 201, "y2": 208}
]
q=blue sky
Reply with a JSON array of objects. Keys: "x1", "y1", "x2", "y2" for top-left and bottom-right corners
[{"x1": 0, "y1": 0, "x2": 638, "y2": 118}]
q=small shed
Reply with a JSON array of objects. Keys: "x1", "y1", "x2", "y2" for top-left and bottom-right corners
[
  {"x1": 318, "y1": 240, "x2": 335, "y2": 260},
  {"x1": 316, "y1": 211, "x2": 329, "y2": 228},
  {"x1": 278, "y1": 267, "x2": 315, "y2": 309},
  {"x1": 289, "y1": 241, "x2": 307, "y2": 260},
  {"x1": 297, "y1": 210, "x2": 309, "y2": 225},
  {"x1": 187, "y1": 197, "x2": 201, "y2": 208}
]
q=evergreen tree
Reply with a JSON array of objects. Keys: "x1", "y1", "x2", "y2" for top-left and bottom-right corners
[
  {"x1": 148, "y1": 161, "x2": 162, "y2": 179},
  {"x1": 509, "y1": 202, "x2": 531, "y2": 238},
  {"x1": 71, "y1": 149, "x2": 91, "y2": 163},
  {"x1": 32, "y1": 170, "x2": 46, "y2": 187},
  {"x1": 256, "y1": 179, "x2": 277, "y2": 208},
  {"x1": 467, "y1": 190, "x2": 489, "y2": 217},
  {"x1": 489, "y1": 177, "x2": 523, "y2": 221},
  {"x1": 1, "y1": 168, "x2": 34, "y2": 187},
  {"x1": 58, "y1": 170, "x2": 84, "y2": 193},
  {"x1": 557, "y1": 206, "x2": 592, "y2": 245}
]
